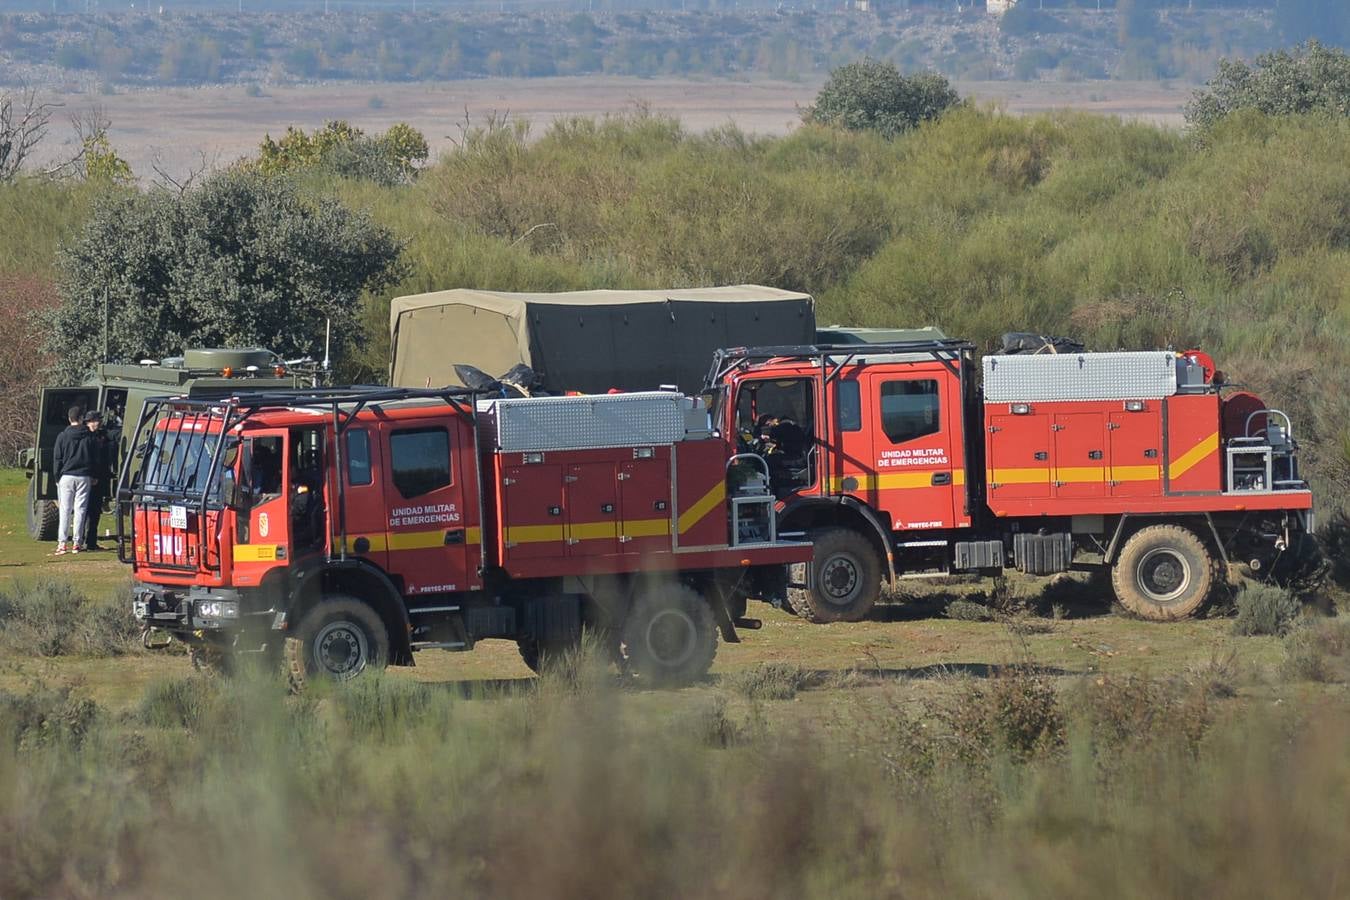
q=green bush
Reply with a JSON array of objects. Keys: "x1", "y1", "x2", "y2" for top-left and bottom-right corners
[
  {"x1": 1232, "y1": 583, "x2": 1302, "y2": 637},
  {"x1": 0, "y1": 579, "x2": 140, "y2": 658},
  {"x1": 946, "y1": 598, "x2": 994, "y2": 622},
  {"x1": 1280, "y1": 619, "x2": 1350, "y2": 683},
  {"x1": 723, "y1": 662, "x2": 812, "y2": 701},
  {"x1": 802, "y1": 58, "x2": 961, "y2": 139},
  {"x1": 1185, "y1": 42, "x2": 1350, "y2": 134}
]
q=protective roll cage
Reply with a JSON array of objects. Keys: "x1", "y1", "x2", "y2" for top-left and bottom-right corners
[
  {"x1": 703, "y1": 340, "x2": 984, "y2": 518},
  {"x1": 116, "y1": 385, "x2": 486, "y2": 573}
]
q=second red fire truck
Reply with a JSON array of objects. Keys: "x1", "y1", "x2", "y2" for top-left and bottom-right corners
[{"x1": 707, "y1": 340, "x2": 1314, "y2": 622}]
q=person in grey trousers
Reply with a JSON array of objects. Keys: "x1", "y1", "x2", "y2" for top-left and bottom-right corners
[{"x1": 52, "y1": 405, "x2": 98, "y2": 554}]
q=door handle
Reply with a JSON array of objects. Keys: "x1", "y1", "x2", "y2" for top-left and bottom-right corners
[
  {"x1": 444, "y1": 529, "x2": 464, "y2": 546},
  {"x1": 931, "y1": 472, "x2": 952, "y2": 486}
]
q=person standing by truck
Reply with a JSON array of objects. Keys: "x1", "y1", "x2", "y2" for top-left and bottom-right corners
[
  {"x1": 81, "y1": 410, "x2": 112, "y2": 551},
  {"x1": 51, "y1": 405, "x2": 97, "y2": 554}
]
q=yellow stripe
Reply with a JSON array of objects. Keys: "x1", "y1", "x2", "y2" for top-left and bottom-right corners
[
  {"x1": 678, "y1": 482, "x2": 726, "y2": 535},
  {"x1": 1168, "y1": 432, "x2": 1219, "y2": 480},
  {"x1": 341, "y1": 527, "x2": 483, "y2": 554},
  {"x1": 1112, "y1": 465, "x2": 1161, "y2": 481},
  {"x1": 234, "y1": 544, "x2": 279, "y2": 562},
  {"x1": 831, "y1": 469, "x2": 967, "y2": 492},
  {"x1": 988, "y1": 468, "x2": 1051, "y2": 485},
  {"x1": 624, "y1": 518, "x2": 671, "y2": 538},
  {"x1": 504, "y1": 524, "x2": 564, "y2": 544}
]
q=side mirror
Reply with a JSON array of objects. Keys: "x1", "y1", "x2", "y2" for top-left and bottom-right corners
[{"x1": 220, "y1": 470, "x2": 246, "y2": 511}]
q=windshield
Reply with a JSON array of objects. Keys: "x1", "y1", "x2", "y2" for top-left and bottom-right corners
[{"x1": 140, "y1": 425, "x2": 235, "y2": 501}]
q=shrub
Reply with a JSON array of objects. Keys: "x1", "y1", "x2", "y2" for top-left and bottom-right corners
[
  {"x1": 944, "y1": 667, "x2": 1064, "y2": 763},
  {"x1": 946, "y1": 598, "x2": 993, "y2": 622},
  {"x1": 802, "y1": 58, "x2": 960, "y2": 139},
  {"x1": 724, "y1": 662, "x2": 812, "y2": 701},
  {"x1": 1185, "y1": 42, "x2": 1350, "y2": 134},
  {"x1": 0, "y1": 682, "x2": 100, "y2": 750},
  {"x1": 137, "y1": 676, "x2": 219, "y2": 730},
  {"x1": 1280, "y1": 619, "x2": 1350, "y2": 683},
  {"x1": 0, "y1": 579, "x2": 140, "y2": 658},
  {"x1": 1232, "y1": 582, "x2": 1301, "y2": 636}
]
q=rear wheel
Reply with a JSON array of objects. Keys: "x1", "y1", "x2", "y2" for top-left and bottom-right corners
[
  {"x1": 621, "y1": 585, "x2": 717, "y2": 686},
  {"x1": 285, "y1": 596, "x2": 390, "y2": 689},
  {"x1": 26, "y1": 477, "x2": 58, "y2": 542},
  {"x1": 1111, "y1": 524, "x2": 1218, "y2": 621},
  {"x1": 792, "y1": 527, "x2": 882, "y2": 623}
]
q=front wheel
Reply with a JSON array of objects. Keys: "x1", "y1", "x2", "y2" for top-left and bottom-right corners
[
  {"x1": 1111, "y1": 524, "x2": 1219, "y2": 621},
  {"x1": 26, "y1": 476, "x2": 58, "y2": 542},
  {"x1": 285, "y1": 596, "x2": 390, "y2": 689},
  {"x1": 621, "y1": 585, "x2": 718, "y2": 686},
  {"x1": 792, "y1": 527, "x2": 882, "y2": 623}
]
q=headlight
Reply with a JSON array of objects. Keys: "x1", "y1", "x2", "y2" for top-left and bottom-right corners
[{"x1": 197, "y1": 600, "x2": 240, "y2": 619}]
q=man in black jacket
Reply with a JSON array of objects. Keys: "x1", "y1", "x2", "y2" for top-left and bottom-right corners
[
  {"x1": 82, "y1": 410, "x2": 113, "y2": 551},
  {"x1": 52, "y1": 405, "x2": 98, "y2": 554}
]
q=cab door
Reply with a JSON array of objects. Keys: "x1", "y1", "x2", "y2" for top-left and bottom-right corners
[
  {"x1": 867, "y1": 367, "x2": 964, "y2": 531},
  {"x1": 382, "y1": 421, "x2": 474, "y2": 597},
  {"x1": 230, "y1": 431, "x2": 291, "y2": 587}
]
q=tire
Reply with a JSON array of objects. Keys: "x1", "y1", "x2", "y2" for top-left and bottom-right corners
[
  {"x1": 26, "y1": 477, "x2": 58, "y2": 542},
  {"x1": 285, "y1": 596, "x2": 390, "y2": 689},
  {"x1": 793, "y1": 527, "x2": 883, "y2": 623},
  {"x1": 621, "y1": 584, "x2": 717, "y2": 686},
  {"x1": 1111, "y1": 524, "x2": 1219, "y2": 621}
]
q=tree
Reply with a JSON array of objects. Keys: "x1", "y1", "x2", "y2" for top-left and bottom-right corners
[
  {"x1": 44, "y1": 170, "x2": 405, "y2": 381},
  {"x1": 255, "y1": 120, "x2": 429, "y2": 186},
  {"x1": 1184, "y1": 41, "x2": 1350, "y2": 133},
  {"x1": 0, "y1": 85, "x2": 57, "y2": 183},
  {"x1": 802, "y1": 59, "x2": 960, "y2": 139}
]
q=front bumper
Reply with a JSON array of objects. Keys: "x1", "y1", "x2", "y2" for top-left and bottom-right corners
[{"x1": 133, "y1": 583, "x2": 262, "y2": 632}]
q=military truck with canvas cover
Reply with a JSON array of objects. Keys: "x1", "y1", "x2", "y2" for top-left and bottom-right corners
[
  {"x1": 388, "y1": 285, "x2": 815, "y2": 395},
  {"x1": 22, "y1": 349, "x2": 315, "y2": 541}
]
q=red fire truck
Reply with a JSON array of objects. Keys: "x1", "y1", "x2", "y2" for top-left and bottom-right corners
[
  {"x1": 119, "y1": 387, "x2": 809, "y2": 684},
  {"x1": 706, "y1": 341, "x2": 1315, "y2": 622}
]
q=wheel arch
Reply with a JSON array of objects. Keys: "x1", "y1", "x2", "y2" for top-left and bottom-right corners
[
  {"x1": 1104, "y1": 513, "x2": 1230, "y2": 568},
  {"x1": 289, "y1": 560, "x2": 412, "y2": 665},
  {"x1": 780, "y1": 496, "x2": 895, "y2": 582}
]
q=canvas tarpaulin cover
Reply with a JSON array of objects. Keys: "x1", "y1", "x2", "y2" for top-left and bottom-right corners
[{"x1": 389, "y1": 285, "x2": 815, "y2": 394}]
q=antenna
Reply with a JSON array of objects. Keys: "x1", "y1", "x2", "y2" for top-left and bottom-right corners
[
  {"x1": 102, "y1": 284, "x2": 110, "y2": 363},
  {"x1": 323, "y1": 319, "x2": 331, "y2": 374}
]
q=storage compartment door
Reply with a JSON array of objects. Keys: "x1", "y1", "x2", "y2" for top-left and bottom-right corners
[
  {"x1": 1107, "y1": 410, "x2": 1162, "y2": 497},
  {"x1": 565, "y1": 462, "x2": 619, "y2": 557},
  {"x1": 1052, "y1": 413, "x2": 1106, "y2": 499},
  {"x1": 619, "y1": 457, "x2": 673, "y2": 557},
  {"x1": 502, "y1": 464, "x2": 565, "y2": 560},
  {"x1": 986, "y1": 412, "x2": 1052, "y2": 501}
]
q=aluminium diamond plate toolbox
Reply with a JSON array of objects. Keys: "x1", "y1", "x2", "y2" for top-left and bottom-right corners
[
  {"x1": 477, "y1": 392, "x2": 701, "y2": 452},
  {"x1": 982, "y1": 351, "x2": 1178, "y2": 402}
]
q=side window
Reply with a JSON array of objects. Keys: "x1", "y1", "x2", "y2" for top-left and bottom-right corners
[
  {"x1": 836, "y1": 380, "x2": 862, "y2": 432},
  {"x1": 346, "y1": 429, "x2": 372, "y2": 486},
  {"x1": 879, "y1": 379, "x2": 940, "y2": 445},
  {"x1": 390, "y1": 427, "x2": 451, "y2": 499}
]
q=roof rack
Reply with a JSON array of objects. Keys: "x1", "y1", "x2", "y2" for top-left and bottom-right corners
[{"x1": 704, "y1": 340, "x2": 976, "y2": 391}]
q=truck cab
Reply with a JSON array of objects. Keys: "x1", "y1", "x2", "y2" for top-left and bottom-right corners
[{"x1": 709, "y1": 340, "x2": 979, "y2": 622}]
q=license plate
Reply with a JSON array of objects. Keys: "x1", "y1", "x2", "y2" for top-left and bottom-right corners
[{"x1": 169, "y1": 505, "x2": 188, "y2": 530}]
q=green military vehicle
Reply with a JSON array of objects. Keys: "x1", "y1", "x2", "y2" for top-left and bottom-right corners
[{"x1": 20, "y1": 348, "x2": 317, "y2": 541}]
